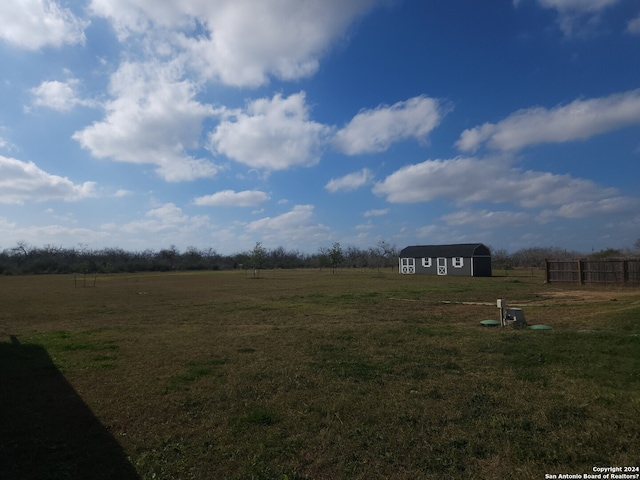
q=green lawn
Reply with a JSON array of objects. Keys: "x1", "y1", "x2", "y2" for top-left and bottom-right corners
[{"x1": 1, "y1": 270, "x2": 639, "y2": 479}]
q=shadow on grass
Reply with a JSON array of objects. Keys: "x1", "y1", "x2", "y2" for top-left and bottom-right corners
[{"x1": 0, "y1": 336, "x2": 140, "y2": 480}]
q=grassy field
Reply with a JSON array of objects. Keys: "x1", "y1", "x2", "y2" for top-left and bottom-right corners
[{"x1": 1, "y1": 269, "x2": 639, "y2": 479}]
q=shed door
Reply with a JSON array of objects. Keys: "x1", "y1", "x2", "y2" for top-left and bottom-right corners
[
  {"x1": 437, "y1": 257, "x2": 447, "y2": 275},
  {"x1": 400, "y1": 258, "x2": 415, "y2": 274}
]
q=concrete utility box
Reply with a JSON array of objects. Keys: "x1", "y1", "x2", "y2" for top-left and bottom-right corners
[{"x1": 505, "y1": 308, "x2": 527, "y2": 328}]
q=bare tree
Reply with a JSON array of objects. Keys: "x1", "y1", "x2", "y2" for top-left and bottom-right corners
[
  {"x1": 491, "y1": 248, "x2": 512, "y2": 271},
  {"x1": 11, "y1": 241, "x2": 32, "y2": 266},
  {"x1": 377, "y1": 240, "x2": 399, "y2": 270}
]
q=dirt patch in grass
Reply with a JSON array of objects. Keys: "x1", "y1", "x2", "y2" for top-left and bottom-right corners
[{"x1": 533, "y1": 288, "x2": 639, "y2": 304}]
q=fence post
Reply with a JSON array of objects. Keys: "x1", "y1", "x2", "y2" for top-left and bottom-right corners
[
  {"x1": 624, "y1": 260, "x2": 629, "y2": 284},
  {"x1": 578, "y1": 260, "x2": 584, "y2": 285},
  {"x1": 545, "y1": 260, "x2": 550, "y2": 283}
]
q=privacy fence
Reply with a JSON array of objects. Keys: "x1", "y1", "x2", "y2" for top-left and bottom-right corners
[{"x1": 545, "y1": 259, "x2": 640, "y2": 285}]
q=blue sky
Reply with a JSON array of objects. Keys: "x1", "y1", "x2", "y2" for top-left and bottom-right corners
[{"x1": 1, "y1": 0, "x2": 639, "y2": 255}]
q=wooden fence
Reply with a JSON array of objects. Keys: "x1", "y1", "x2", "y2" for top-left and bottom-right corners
[{"x1": 545, "y1": 259, "x2": 640, "y2": 285}]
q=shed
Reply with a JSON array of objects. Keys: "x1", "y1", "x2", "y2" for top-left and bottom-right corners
[{"x1": 399, "y1": 243, "x2": 492, "y2": 277}]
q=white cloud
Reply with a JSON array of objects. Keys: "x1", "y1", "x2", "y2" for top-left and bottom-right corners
[
  {"x1": 374, "y1": 157, "x2": 499, "y2": 204},
  {"x1": 325, "y1": 168, "x2": 374, "y2": 193},
  {"x1": 515, "y1": 0, "x2": 621, "y2": 36},
  {"x1": 455, "y1": 124, "x2": 498, "y2": 153},
  {"x1": 29, "y1": 79, "x2": 94, "y2": 112},
  {"x1": 101, "y1": 203, "x2": 211, "y2": 241},
  {"x1": 0, "y1": 220, "x2": 110, "y2": 248},
  {"x1": 415, "y1": 224, "x2": 441, "y2": 239},
  {"x1": 0, "y1": 216, "x2": 17, "y2": 232},
  {"x1": 627, "y1": 15, "x2": 640, "y2": 34},
  {"x1": 456, "y1": 89, "x2": 640, "y2": 152},
  {"x1": 0, "y1": 129, "x2": 17, "y2": 153},
  {"x1": 89, "y1": 0, "x2": 382, "y2": 87},
  {"x1": 442, "y1": 209, "x2": 532, "y2": 228},
  {"x1": 527, "y1": 0, "x2": 620, "y2": 12},
  {"x1": 246, "y1": 205, "x2": 314, "y2": 232},
  {"x1": 145, "y1": 203, "x2": 188, "y2": 224},
  {"x1": 0, "y1": 155, "x2": 97, "y2": 204},
  {"x1": 73, "y1": 61, "x2": 219, "y2": 182},
  {"x1": 193, "y1": 190, "x2": 269, "y2": 207},
  {"x1": 355, "y1": 222, "x2": 374, "y2": 231},
  {"x1": 373, "y1": 156, "x2": 626, "y2": 216},
  {"x1": 87, "y1": 0, "x2": 184, "y2": 38},
  {"x1": 44, "y1": 209, "x2": 76, "y2": 223},
  {"x1": 245, "y1": 204, "x2": 332, "y2": 249},
  {"x1": 210, "y1": 92, "x2": 331, "y2": 171},
  {"x1": 333, "y1": 96, "x2": 448, "y2": 155},
  {"x1": 0, "y1": 0, "x2": 88, "y2": 50},
  {"x1": 537, "y1": 196, "x2": 640, "y2": 221},
  {"x1": 363, "y1": 209, "x2": 389, "y2": 217}
]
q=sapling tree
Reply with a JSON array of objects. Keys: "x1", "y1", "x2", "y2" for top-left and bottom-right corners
[
  {"x1": 329, "y1": 242, "x2": 343, "y2": 274},
  {"x1": 250, "y1": 242, "x2": 267, "y2": 278}
]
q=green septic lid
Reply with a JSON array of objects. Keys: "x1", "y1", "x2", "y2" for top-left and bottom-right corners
[
  {"x1": 480, "y1": 319, "x2": 501, "y2": 327},
  {"x1": 529, "y1": 324, "x2": 552, "y2": 330}
]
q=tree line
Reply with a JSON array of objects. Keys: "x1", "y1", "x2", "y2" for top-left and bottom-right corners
[
  {"x1": 490, "y1": 244, "x2": 640, "y2": 270},
  {"x1": 0, "y1": 241, "x2": 399, "y2": 275},
  {"x1": 1, "y1": 240, "x2": 637, "y2": 276}
]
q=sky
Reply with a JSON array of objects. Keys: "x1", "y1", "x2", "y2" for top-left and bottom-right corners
[{"x1": 1, "y1": 0, "x2": 639, "y2": 255}]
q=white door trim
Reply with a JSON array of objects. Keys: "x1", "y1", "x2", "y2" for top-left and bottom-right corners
[
  {"x1": 437, "y1": 257, "x2": 447, "y2": 275},
  {"x1": 400, "y1": 257, "x2": 415, "y2": 274}
]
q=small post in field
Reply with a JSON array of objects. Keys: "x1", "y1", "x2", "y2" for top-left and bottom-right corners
[{"x1": 497, "y1": 298, "x2": 506, "y2": 327}]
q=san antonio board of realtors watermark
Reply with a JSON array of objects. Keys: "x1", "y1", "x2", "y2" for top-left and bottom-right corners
[{"x1": 544, "y1": 466, "x2": 639, "y2": 479}]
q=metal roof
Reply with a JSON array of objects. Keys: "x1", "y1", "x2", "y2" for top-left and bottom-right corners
[{"x1": 399, "y1": 243, "x2": 490, "y2": 258}]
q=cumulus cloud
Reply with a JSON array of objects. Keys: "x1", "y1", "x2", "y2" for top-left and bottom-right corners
[
  {"x1": 104, "y1": 204, "x2": 202, "y2": 235},
  {"x1": 73, "y1": 61, "x2": 219, "y2": 182},
  {"x1": 89, "y1": 0, "x2": 382, "y2": 87},
  {"x1": 0, "y1": 0, "x2": 88, "y2": 50},
  {"x1": 245, "y1": 204, "x2": 331, "y2": 248},
  {"x1": 246, "y1": 205, "x2": 314, "y2": 232},
  {"x1": 325, "y1": 169, "x2": 374, "y2": 193},
  {"x1": 373, "y1": 156, "x2": 628, "y2": 218},
  {"x1": 145, "y1": 203, "x2": 188, "y2": 224},
  {"x1": 193, "y1": 190, "x2": 269, "y2": 207},
  {"x1": 210, "y1": 92, "x2": 331, "y2": 171},
  {"x1": 456, "y1": 89, "x2": 640, "y2": 152},
  {"x1": 333, "y1": 96, "x2": 448, "y2": 155},
  {"x1": 29, "y1": 79, "x2": 94, "y2": 112},
  {"x1": 0, "y1": 155, "x2": 97, "y2": 204},
  {"x1": 374, "y1": 157, "x2": 502, "y2": 204},
  {"x1": 98, "y1": 203, "x2": 213, "y2": 248}
]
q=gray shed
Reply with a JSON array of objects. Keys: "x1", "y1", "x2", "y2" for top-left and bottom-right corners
[{"x1": 399, "y1": 243, "x2": 492, "y2": 277}]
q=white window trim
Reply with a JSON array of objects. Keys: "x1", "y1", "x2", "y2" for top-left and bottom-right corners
[
  {"x1": 453, "y1": 257, "x2": 464, "y2": 268},
  {"x1": 422, "y1": 257, "x2": 432, "y2": 267}
]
